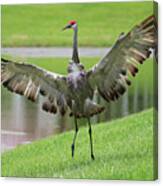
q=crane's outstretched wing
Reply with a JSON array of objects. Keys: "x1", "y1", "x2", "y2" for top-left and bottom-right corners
[
  {"x1": 1, "y1": 58, "x2": 69, "y2": 115},
  {"x1": 87, "y1": 15, "x2": 157, "y2": 102}
]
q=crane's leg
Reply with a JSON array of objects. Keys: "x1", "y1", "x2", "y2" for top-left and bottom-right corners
[
  {"x1": 87, "y1": 118, "x2": 95, "y2": 160},
  {"x1": 71, "y1": 116, "x2": 78, "y2": 158}
]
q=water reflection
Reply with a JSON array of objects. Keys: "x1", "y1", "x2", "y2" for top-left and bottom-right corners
[
  {"x1": 1, "y1": 70, "x2": 154, "y2": 152},
  {"x1": 1, "y1": 89, "x2": 74, "y2": 151}
]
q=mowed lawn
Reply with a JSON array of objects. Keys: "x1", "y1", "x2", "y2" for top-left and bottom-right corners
[
  {"x1": 1, "y1": 108, "x2": 157, "y2": 180},
  {"x1": 2, "y1": 1, "x2": 153, "y2": 47},
  {"x1": 2, "y1": 55, "x2": 154, "y2": 93},
  {"x1": 28, "y1": 57, "x2": 154, "y2": 92}
]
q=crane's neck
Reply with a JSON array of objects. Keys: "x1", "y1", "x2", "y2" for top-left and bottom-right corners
[{"x1": 72, "y1": 25, "x2": 80, "y2": 63}]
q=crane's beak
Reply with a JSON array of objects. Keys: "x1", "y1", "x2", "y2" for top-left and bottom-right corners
[{"x1": 62, "y1": 24, "x2": 72, "y2": 31}]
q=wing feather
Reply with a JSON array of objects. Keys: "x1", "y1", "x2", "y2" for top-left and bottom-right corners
[
  {"x1": 87, "y1": 15, "x2": 157, "y2": 102},
  {"x1": 1, "y1": 58, "x2": 69, "y2": 115}
]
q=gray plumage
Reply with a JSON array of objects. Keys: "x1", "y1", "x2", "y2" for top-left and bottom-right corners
[{"x1": 1, "y1": 15, "x2": 157, "y2": 160}]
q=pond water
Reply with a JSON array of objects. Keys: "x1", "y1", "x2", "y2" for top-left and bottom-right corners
[{"x1": 1, "y1": 61, "x2": 156, "y2": 152}]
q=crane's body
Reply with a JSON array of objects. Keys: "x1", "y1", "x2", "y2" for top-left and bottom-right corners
[
  {"x1": 1, "y1": 16, "x2": 157, "y2": 160},
  {"x1": 67, "y1": 61, "x2": 103, "y2": 118}
]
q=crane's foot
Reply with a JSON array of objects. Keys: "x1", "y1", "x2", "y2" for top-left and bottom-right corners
[
  {"x1": 91, "y1": 154, "x2": 95, "y2": 160},
  {"x1": 71, "y1": 144, "x2": 75, "y2": 158}
]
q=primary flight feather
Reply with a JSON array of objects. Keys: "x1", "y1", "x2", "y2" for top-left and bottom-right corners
[{"x1": 1, "y1": 15, "x2": 157, "y2": 160}]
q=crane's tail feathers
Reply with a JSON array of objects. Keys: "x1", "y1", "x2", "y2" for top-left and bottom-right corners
[{"x1": 70, "y1": 99, "x2": 105, "y2": 118}]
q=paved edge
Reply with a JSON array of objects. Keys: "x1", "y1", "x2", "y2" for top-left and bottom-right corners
[{"x1": 2, "y1": 47, "x2": 111, "y2": 58}]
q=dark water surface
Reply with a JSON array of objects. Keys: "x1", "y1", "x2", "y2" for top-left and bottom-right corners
[
  {"x1": 1, "y1": 78, "x2": 154, "y2": 152},
  {"x1": 1, "y1": 57, "x2": 156, "y2": 152}
]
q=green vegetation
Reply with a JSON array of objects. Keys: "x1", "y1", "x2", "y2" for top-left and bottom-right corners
[
  {"x1": 2, "y1": 1, "x2": 153, "y2": 47},
  {"x1": 2, "y1": 55, "x2": 154, "y2": 92},
  {"x1": 2, "y1": 108, "x2": 157, "y2": 180},
  {"x1": 29, "y1": 57, "x2": 154, "y2": 95},
  {"x1": 28, "y1": 57, "x2": 99, "y2": 75},
  {"x1": 1, "y1": 1, "x2": 157, "y2": 180}
]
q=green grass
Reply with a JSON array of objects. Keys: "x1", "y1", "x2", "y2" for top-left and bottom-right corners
[
  {"x1": 2, "y1": 108, "x2": 157, "y2": 180},
  {"x1": 2, "y1": 55, "x2": 154, "y2": 92},
  {"x1": 2, "y1": 1, "x2": 153, "y2": 47},
  {"x1": 28, "y1": 57, "x2": 154, "y2": 92},
  {"x1": 28, "y1": 57, "x2": 99, "y2": 75}
]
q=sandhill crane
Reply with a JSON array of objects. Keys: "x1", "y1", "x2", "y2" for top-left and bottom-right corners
[{"x1": 1, "y1": 15, "x2": 157, "y2": 160}]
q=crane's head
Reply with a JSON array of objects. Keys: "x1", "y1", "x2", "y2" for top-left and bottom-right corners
[{"x1": 62, "y1": 20, "x2": 77, "y2": 31}]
